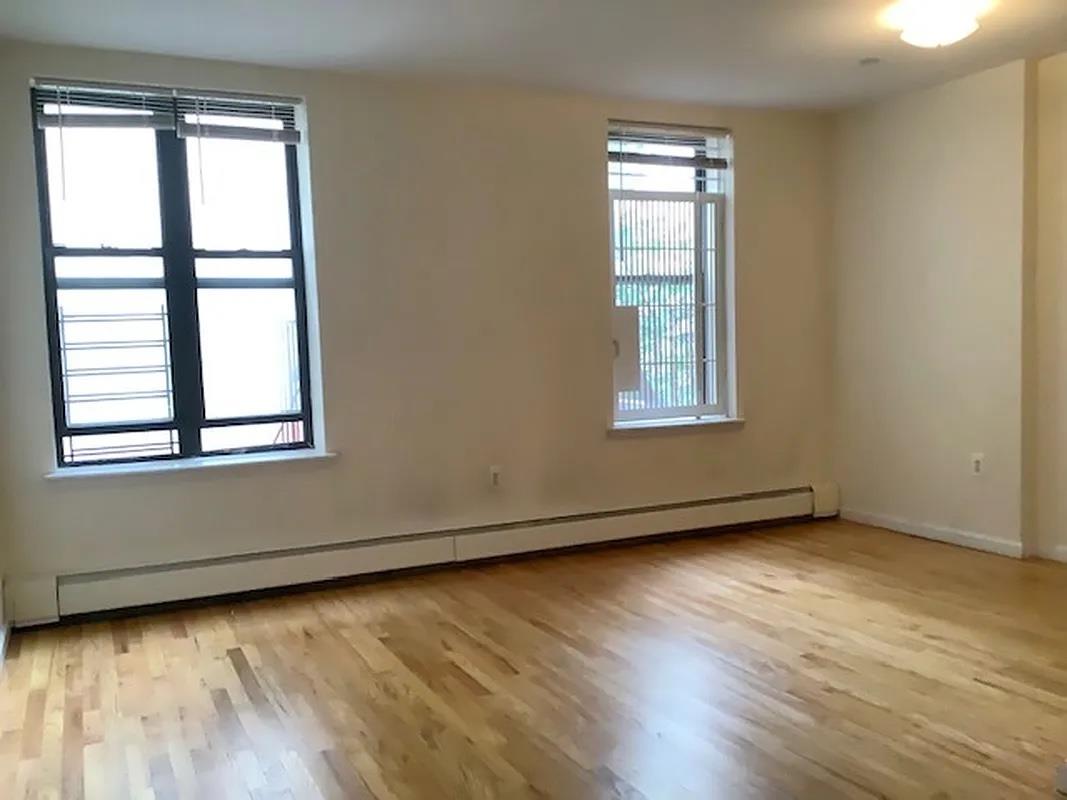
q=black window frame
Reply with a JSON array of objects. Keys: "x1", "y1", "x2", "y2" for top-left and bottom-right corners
[{"x1": 31, "y1": 86, "x2": 315, "y2": 468}]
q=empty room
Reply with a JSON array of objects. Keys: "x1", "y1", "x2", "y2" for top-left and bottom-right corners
[{"x1": 1, "y1": 0, "x2": 1067, "y2": 797}]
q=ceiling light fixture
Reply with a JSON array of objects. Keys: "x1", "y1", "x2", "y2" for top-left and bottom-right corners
[{"x1": 882, "y1": 0, "x2": 994, "y2": 48}]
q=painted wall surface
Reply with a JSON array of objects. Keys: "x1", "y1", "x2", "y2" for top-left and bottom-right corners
[
  {"x1": 0, "y1": 41, "x2": 835, "y2": 582},
  {"x1": 833, "y1": 61, "x2": 1028, "y2": 554},
  {"x1": 1036, "y1": 51, "x2": 1067, "y2": 560}
]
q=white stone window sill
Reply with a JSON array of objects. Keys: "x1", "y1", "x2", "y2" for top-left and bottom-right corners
[
  {"x1": 608, "y1": 416, "x2": 745, "y2": 435},
  {"x1": 45, "y1": 448, "x2": 338, "y2": 480}
]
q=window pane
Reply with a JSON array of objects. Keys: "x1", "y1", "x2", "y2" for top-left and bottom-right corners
[
  {"x1": 608, "y1": 140, "x2": 696, "y2": 193},
  {"x1": 702, "y1": 201, "x2": 719, "y2": 407},
  {"x1": 186, "y1": 135, "x2": 291, "y2": 250},
  {"x1": 44, "y1": 125, "x2": 162, "y2": 248},
  {"x1": 198, "y1": 288, "x2": 301, "y2": 419},
  {"x1": 614, "y1": 301, "x2": 700, "y2": 413},
  {"x1": 201, "y1": 421, "x2": 305, "y2": 453},
  {"x1": 608, "y1": 160, "x2": 697, "y2": 192},
  {"x1": 612, "y1": 196, "x2": 702, "y2": 414},
  {"x1": 195, "y1": 258, "x2": 292, "y2": 280},
  {"x1": 62, "y1": 429, "x2": 178, "y2": 464},
  {"x1": 56, "y1": 289, "x2": 173, "y2": 426},
  {"x1": 607, "y1": 138, "x2": 726, "y2": 193},
  {"x1": 55, "y1": 256, "x2": 163, "y2": 280}
]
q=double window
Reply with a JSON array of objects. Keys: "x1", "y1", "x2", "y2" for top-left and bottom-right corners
[
  {"x1": 32, "y1": 80, "x2": 314, "y2": 466},
  {"x1": 608, "y1": 124, "x2": 733, "y2": 425}
]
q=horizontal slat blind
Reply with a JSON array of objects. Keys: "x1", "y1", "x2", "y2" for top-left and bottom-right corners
[
  {"x1": 33, "y1": 83, "x2": 175, "y2": 114},
  {"x1": 175, "y1": 121, "x2": 300, "y2": 144},
  {"x1": 175, "y1": 95, "x2": 297, "y2": 128},
  {"x1": 609, "y1": 126, "x2": 729, "y2": 170},
  {"x1": 33, "y1": 79, "x2": 303, "y2": 142}
]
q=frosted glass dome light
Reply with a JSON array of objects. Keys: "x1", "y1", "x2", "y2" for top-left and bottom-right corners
[{"x1": 882, "y1": 0, "x2": 993, "y2": 48}]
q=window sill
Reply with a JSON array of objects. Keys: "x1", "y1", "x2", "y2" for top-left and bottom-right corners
[
  {"x1": 45, "y1": 448, "x2": 338, "y2": 480},
  {"x1": 608, "y1": 416, "x2": 745, "y2": 435}
]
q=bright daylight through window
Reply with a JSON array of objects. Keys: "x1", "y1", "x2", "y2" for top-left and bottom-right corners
[
  {"x1": 32, "y1": 80, "x2": 314, "y2": 466},
  {"x1": 608, "y1": 124, "x2": 733, "y2": 425}
]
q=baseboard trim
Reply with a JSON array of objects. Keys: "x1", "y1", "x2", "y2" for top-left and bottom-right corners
[
  {"x1": 455, "y1": 491, "x2": 812, "y2": 560},
  {"x1": 841, "y1": 508, "x2": 1023, "y2": 558},
  {"x1": 1049, "y1": 546, "x2": 1067, "y2": 564},
  {"x1": 58, "y1": 536, "x2": 455, "y2": 618},
  {"x1": 24, "y1": 487, "x2": 814, "y2": 624}
]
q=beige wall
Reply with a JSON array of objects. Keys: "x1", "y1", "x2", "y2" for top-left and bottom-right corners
[
  {"x1": 1036, "y1": 51, "x2": 1067, "y2": 560},
  {"x1": 833, "y1": 61, "x2": 1029, "y2": 555},
  {"x1": 0, "y1": 41, "x2": 835, "y2": 582}
]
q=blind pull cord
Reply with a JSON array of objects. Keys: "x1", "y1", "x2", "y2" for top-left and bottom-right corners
[
  {"x1": 57, "y1": 88, "x2": 68, "y2": 201},
  {"x1": 196, "y1": 97, "x2": 206, "y2": 205}
]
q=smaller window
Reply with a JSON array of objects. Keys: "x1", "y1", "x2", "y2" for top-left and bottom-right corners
[{"x1": 608, "y1": 123, "x2": 734, "y2": 425}]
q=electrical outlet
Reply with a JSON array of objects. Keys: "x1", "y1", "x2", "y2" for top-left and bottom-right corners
[
  {"x1": 489, "y1": 465, "x2": 502, "y2": 489},
  {"x1": 971, "y1": 453, "x2": 984, "y2": 476}
]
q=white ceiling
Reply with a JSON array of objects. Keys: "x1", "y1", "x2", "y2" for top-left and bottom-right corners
[{"x1": 2, "y1": 0, "x2": 1065, "y2": 108}]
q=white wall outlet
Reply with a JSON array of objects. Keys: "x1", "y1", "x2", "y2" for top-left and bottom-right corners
[
  {"x1": 489, "y1": 465, "x2": 502, "y2": 489},
  {"x1": 971, "y1": 453, "x2": 984, "y2": 476}
]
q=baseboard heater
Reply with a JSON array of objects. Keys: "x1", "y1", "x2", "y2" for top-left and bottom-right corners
[{"x1": 46, "y1": 487, "x2": 815, "y2": 621}]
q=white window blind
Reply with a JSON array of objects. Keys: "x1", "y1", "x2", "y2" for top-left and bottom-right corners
[
  {"x1": 33, "y1": 78, "x2": 303, "y2": 143},
  {"x1": 608, "y1": 123, "x2": 732, "y2": 423}
]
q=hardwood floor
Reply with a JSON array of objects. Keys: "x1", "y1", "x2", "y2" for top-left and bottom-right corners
[{"x1": 1, "y1": 520, "x2": 1065, "y2": 799}]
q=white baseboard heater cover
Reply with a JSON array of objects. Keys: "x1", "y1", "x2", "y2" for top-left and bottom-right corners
[
  {"x1": 51, "y1": 487, "x2": 813, "y2": 620},
  {"x1": 58, "y1": 536, "x2": 455, "y2": 618},
  {"x1": 454, "y1": 490, "x2": 811, "y2": 561}
]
